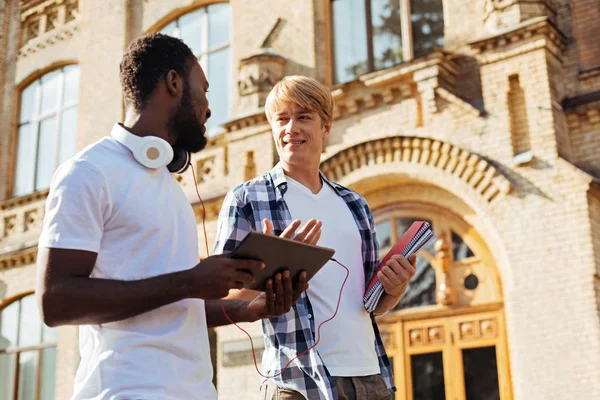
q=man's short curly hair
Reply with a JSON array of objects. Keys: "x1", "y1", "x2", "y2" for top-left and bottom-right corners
[{"x1": 120, "y1": 32, "x2": 196, "y2": 112}]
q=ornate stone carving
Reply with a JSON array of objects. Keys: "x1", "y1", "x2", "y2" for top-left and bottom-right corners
[
  {"x1": 459, "y1": 321, "x2": 476, "y2": 340},
  {"x1": 480, "y1": 318, "x2": 497, "y2": 338},
  {"x1": 237, "y1": 50, "x2": 286, "y2": 112},
  {"x1": 457, "y1": 317, "x2": 498, "y2": 341},
  {"x1": 195, "y1": 157, "x2": 217, "y2": 185},
  {"x1": 483, "y1": 0, "x2": 555, "y2": 30},
  {"x1": 3, "y1": 215, "x2": 17, "y2": 238},
  {"x1": 409, "y1": 328, "x2": 424, "y2": 346},
  {"x1": 321, "y1": 137, "x2": 512, "y2": 203},
  {"x1": 19, "y1": 0, "x2": 80, "y2": 58},
  {"x1": 435, "y1": 233, "x2": 454, "y2": 305},
  {"x1": 23, "y1": 209, "x2": 39, "y2": 232},
  {"x1": 428, "y1": 326, "x2": 444, "y2": 343}
]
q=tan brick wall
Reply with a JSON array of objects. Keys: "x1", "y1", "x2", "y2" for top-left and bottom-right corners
[
  {"x1": 0, "y1": 2, "x2": 20, "y2": 201},
  {"x1": 568, "y1": 112, "x2": 600, "y2": 178},
  {"x1": 572, "y1": 0, "x2": 600, "y2": 72},
  {"x1": 76, "y1": 0, "x2": 130, "y2": 148},
  {"x1": 0, "y1": 264, "x2": 79, "y2": 400},
  {"x1": 216, "y1": 321, "x2": 263, "y2": 398},
  {"x1": 1, "y1": 1, "x2": 600, "y2": 400},
  {"x1": 589, "y1": 188, "x2": 600, "y2": 312}
]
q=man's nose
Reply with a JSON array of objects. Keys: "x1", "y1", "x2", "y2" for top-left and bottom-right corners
[{"x1": 285, "y1": 119, "x2": 298, "y2": 134}]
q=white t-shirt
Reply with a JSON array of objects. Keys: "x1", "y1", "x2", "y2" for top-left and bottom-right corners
[
  {"x1": 38, "y1": 124, "x2": 217, "y2": 400},
  {"x1": 283, "y1": 176, "x2": 380, "y2": 377}
]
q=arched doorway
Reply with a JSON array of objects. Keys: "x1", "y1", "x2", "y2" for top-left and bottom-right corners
[
  {"x1": 321, "y1": 137, "x2": 514, "y2": 400},
  {"x1": 373, "y1": 202, "x2": 511, "y2": 400}
]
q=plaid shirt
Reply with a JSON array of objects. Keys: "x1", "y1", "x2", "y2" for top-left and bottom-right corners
[{"x1": 213, "y1": 164, "x2": 395, "y2": 400}]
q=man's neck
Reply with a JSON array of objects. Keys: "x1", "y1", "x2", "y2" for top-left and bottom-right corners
[
  {"x1": 281, "y1": 163, "x2": 322, "y2": 194},
  {"x1": 123, "y1": 109, "x2": 174, "y2": 145}
]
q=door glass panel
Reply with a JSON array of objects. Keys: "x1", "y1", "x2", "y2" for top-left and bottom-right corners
[
  {"x1": 178, "y1": 8, "x2": 204, "y2": 56},
  {"x1": 463, "y1": 346, "x2": 500, "y2": 400},
  {"x1": 35, "y1": 116, "x2": 59, "y2": 191},
  {"x1": 207, "y1": 48, "x2": 230, "y2": 136},
  {"x1": 371, "y1": 0, "x2": 403, "y2": 70},
  {"x1": 1, "y1": 300, "x2": 20, "y2": 350},
  {"x1": 0, "y1": 353, "x2": 16, "y2": 400},
  {"x1": 452, "y1": 231, "x2": 475, "y2": 261},
  {"x1": 375, "y1": 220, "x2": 392, "y2": 249},
  {"x1": 18, "y1": 350, "x2": 39, "y2": 400},
  {"x1": 40, "y1": 347, "x2": 57, "y2": 400},
  {"x1": 411, "y1": 351, "x2": 446, "y2": 400},
  {"x1": 332, "y1": 0, "x2": 368, "y2": 83},
  {"x1": 14, "y1": 123, "x2": 37, "y2": 196},
  {"x1": 18, "y1": 295, "x2": 42, "y2": 348},
  {"x1": 208, "y1": 3, "x2": 230, "y2": 50},
  {"x1": 40, "y1": 70, "x2": 61, "y2": 115},
  {"x1": 410, "y1": 0, "x2": 445, "y2": 59}
]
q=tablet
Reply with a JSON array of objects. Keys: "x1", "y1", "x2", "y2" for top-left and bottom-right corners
[{"x1": 228, "y1": 231, "x2": 336, "y2": 291}]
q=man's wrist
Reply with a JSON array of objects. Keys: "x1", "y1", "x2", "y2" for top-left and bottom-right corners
[{"x1": 170, "y1": 269, "x2": 196, "y2": 299}]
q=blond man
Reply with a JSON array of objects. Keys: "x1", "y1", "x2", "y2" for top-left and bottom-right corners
[{"x1": 214, "y1": 76, "x2": 416, "y2": 400}]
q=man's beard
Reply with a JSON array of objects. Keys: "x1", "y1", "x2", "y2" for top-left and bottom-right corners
[{"x1": 170, "y1": 84, "x2": 208, "y2": 153}]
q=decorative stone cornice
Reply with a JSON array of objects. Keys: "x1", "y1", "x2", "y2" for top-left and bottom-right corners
[
  {"x1": 0, "y1": 246, "x2": 37, "y2": 270},
  {"x1": 321, "y1": 137, "x2": 512, "y2": 203},
  {"x1": 0, "y1": 189, "x2": 48, "y2": 211},
  {"x1": 330, "y1": 51, "x2": 469, "y2": 120},
  {"x1": 222, "y1": 110, "x2": 269, "y2": 134},
  {"x1": 469, "y1": 16, "x2": 567, "y2": 65},
  {"x1": 435, "y1": 87, "x2": 482, "y2": 117},
  {"x1": 19, "y1": 0, "x2": 79, "y2": 58},
  {"x1": 483, "y1": 0, "x2": 556, "y2": 30}
]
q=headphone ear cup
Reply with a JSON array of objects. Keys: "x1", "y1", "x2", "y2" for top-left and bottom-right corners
[
  {"x1": 133, "y1": 137, "x2": 173, "y2": 169},
  {"x1": 168, "y1": 147, "x2": 191, "y2": 174}
]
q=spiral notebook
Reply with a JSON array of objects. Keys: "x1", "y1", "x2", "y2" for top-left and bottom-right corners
[{"x1": 364, "y1": 221, "x2": 436, "y2": 312}]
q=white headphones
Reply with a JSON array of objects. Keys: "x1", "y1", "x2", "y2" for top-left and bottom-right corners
[{"x1": 111, "y1": 124, "x2": 190, "y2": 173}]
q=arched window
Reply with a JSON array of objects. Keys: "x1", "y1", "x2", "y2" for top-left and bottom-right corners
[
  {"x1": 160, "y1": 3, "x2": 231, "y2": 137},
  {"x1": 374, "y1": 204, "x2": 508, "y2": 400},
  {"x1": 14, "y1": 65, "x2": 80, "y2": 197},
  {"x1": 374, "y1": 203, "x2": 500, "y2": 311},
  {"x1": 0, "y1": 293, "x2": 58, "y2": 400},
  {"x1": 331, "y1": 0, "x2": 444, "y2": 83}
]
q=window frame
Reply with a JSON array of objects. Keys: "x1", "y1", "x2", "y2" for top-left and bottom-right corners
[
  {"x1": 329, "y1": 0, "x2": 444, "y2": 84},
  {"x1": 12, "y1": 64, "x2": 80, "y2": 198},
  {"x1": 156, "y1": 2, "x2": 232, "y2": 137},
  {"x1": 0, "y1": 292, "x2": 59, "y2": 400}
]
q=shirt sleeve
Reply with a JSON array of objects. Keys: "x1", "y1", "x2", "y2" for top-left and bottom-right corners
[
  {"x1": 213, "y1": 190, "x2": 254, "y2": 255},
  {"x1": 38, "y1": 160, "x2": 110, "y2": 253}
]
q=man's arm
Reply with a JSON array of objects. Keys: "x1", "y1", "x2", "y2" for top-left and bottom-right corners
[
  {"x1": 360, "y1": 198, "x2": 416, "y2": 316},
  {"x1": 371, "y1": 254, "x2": 417, "y2": 315},
  {"x1": 36, "y1": 248, "x2": 264, "y2": 327},
  {"x1": 209, "y1": 190, "x2": 319, "y2": 327},
  {"x1": 204, "y1": 269, "x2": 308, "y2": 328}
]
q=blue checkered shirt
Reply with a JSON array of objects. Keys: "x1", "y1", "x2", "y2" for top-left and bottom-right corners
[{"x1": 213, "y1": 164, "x2": 395, "y2": 400}]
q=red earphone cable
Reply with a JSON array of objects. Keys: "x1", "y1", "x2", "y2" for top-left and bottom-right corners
[{"x1": 189, "y1": 163, "x2": 349, "y2": 379}]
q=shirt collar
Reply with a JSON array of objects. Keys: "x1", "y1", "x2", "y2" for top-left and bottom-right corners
[{"x1": 268, "y1": 162, "x2": 353, "y2": 197}]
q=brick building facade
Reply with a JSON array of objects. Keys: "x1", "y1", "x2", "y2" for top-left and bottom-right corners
[{"x1": 0, "y1": 0, "x2": 599, "y2": 399}]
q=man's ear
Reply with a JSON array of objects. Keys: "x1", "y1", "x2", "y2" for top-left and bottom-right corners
[
  {"x1": 165, "y1": 70, "x2": 182, "y2": 97},
  {"x1": 323, "y1": 121, "x2": 332, "y2": 140}
]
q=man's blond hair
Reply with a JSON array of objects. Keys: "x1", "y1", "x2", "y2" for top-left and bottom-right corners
[{"x1": 265, "y1": 76, "x2": 334, "y2": 126}]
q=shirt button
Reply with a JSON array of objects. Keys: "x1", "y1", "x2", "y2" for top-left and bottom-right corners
[{"x1": 307, "y1": 314, "x2": 312, "y2": 319}]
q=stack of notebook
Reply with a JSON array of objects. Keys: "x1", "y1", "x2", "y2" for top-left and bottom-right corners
[{"x1": 364, "y1": 221, "x2": 436, "y2": 312}]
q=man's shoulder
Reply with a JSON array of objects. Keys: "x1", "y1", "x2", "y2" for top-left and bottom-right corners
[
  {"x1": 324, "y1": 177, "x2": 367, "y2": 202},
  {"x1": 229, "y1": 171, "x2": 274, "y2": 201}
]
